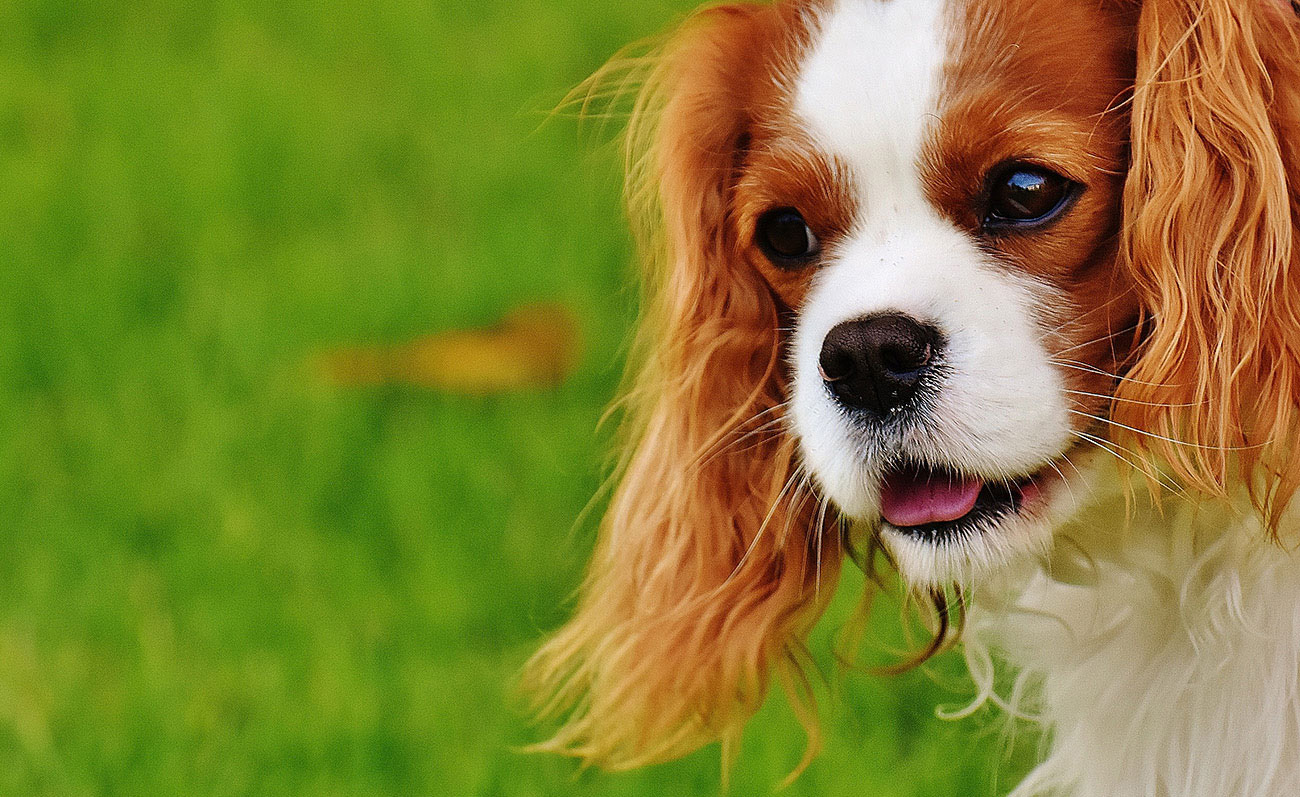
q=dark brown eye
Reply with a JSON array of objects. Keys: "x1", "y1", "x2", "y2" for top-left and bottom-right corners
[
  {"x1": 756, "y1": 208, "x2": 820, "y2": 267},
  {"x1": 985, "y1": 165, "x2": 1075, "y2": 228}
]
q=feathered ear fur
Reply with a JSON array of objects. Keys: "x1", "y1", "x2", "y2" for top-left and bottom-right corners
[
  {"x1": 1117, "y1": 0, "x2": 1300, "y2": 522},
  {"x1": 525, "y1": 3, "x2": 842, "y2": 771}
]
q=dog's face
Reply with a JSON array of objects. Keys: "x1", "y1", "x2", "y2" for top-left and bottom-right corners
[
  {"x1": 738, "y1": 0, "x2": 1140, "y2": 585},
  {"x1": 530, "y1": 0, "x2": 1300, "y2": 772}
]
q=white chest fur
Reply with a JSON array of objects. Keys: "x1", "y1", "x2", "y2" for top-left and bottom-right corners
[{"x1": 967, "y1": 484, "x2": 1300, "y2": 797}]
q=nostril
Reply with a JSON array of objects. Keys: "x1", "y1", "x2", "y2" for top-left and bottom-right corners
[
  {"x1": 818, "y1": 348, "x2": 855, "y2": 382},
  {"x1": 878, "y1": 339, "x2": 933, "y2": 375}
]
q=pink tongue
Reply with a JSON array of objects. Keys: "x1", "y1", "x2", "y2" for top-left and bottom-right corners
[{"x1": 880, "y1": 468, "x2": 983, "y2": 528}]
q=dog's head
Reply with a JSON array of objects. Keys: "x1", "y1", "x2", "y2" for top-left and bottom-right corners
[{"x1": 530, "y1": 0, "x2": 1300, "y2": 769}]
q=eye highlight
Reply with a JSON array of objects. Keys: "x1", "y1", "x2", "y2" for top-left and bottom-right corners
[
  {"x1": 755, "y1": 208, "x2": 820, "y2": 268},
  {"x1": 984, "y1": 164, "x2": 1077, "y2": 230}
]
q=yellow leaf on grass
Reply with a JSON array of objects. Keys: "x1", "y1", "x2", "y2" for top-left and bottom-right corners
[{"x1": 320, "y1": 303, "x2": 581, "y2": 394}]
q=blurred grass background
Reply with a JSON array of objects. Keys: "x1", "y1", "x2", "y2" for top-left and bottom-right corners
[{"x1": 0, "y1": 0, "x2": 1028, "y2": 794}]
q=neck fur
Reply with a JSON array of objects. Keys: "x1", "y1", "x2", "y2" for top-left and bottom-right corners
[{"x1": 967, "y1": 470, "x2": 1300, "y2": 797}]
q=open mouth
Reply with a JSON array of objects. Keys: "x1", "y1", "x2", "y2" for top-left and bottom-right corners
[{"x1": 878, "y1": 461, "x2": 1047, "y2": 543}]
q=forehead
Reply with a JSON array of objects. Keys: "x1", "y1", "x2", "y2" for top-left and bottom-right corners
[
  {"x1": 793, "y1": 0, "x2": 949, "y2": 181},
  {"x1": 789, "y1": 0, "x2": 1134, "y2": 206}
]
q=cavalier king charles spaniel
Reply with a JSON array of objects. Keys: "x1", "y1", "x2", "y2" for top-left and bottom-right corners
[{"x1": 528, "y1": 1, "x2": 1300, "y2": 794}]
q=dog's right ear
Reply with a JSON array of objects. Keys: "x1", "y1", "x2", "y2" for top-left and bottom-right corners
[{"x1": 526, "y1": 3, "x2": 844, "y2": 771}]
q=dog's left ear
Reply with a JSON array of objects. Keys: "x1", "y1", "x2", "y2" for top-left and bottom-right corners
[{"x1": 1117, "y1": 0, "x2": 1300, "y2": 519}]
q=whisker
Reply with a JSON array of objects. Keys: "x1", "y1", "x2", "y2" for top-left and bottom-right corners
[
  {"x1": 813, "y1": 482, "x2": 829, "y2": 598},
  {"x1": 1072, "y1": 429, "x2": 1189, "y2": 498},
  {"x1": 687, "y1": 400, "x2": 789, "y2": 467},
  {"x1": 1059, "y1": 450, "x2": 1086, "y2": 481},
  {"x1": 788, "y1": 477, "x2": 819, "y2": 592},
  {"x1": 1051, "y1": 321, "x2": 1143, "y2": 359},
  {"x1": 1074, "y1": 429, "x2": 1167, "y2": 486},
  {"x1": 692, "y1": 411, "x2": 791, "y2": 474},
  {"x1": 728, "y1": 464, "x2": 806, "y2": 586},
  {"x1": 1035, "y1": 288, "x2": 1138, "y2": 340},
  {"x1": 1039, "y1": 301, "x2": 1135, "y2": 340},
  {"x1": 1044, "y1": 459, "x2": 1078, "y2": 507},
  {"x1": 1052, "y1": 358, "x2": 1182, "y2": 388},
  {"x1": 1065, "y1": 388, "x2": 1207, "y2": 408},
  {"x1": 1068, "y1": 409, "x2": 1262, "y2": 452}
]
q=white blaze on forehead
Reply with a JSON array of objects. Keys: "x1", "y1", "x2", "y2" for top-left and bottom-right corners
[{"x1": 793, "y1": 0, "x2": 952, "y2": 210}]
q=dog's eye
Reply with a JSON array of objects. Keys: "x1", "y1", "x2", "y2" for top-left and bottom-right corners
[
  {"x1": 985, "y1": 165, "x2": 1076, "y2": 229},
  {"x1": 756, "y1": 208, "x2": 820, "y2": 267}
]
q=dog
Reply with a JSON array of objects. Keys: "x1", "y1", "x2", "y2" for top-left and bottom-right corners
[{"x1": 527, "y1": 1, "x2": 1300, "y2": 794}]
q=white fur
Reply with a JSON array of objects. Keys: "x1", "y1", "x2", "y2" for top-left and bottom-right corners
[{"x1": 965, "y1": 467, "x2": 1300, "y2": 797}]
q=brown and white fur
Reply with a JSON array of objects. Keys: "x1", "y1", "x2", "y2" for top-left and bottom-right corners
[{"x1": 527, "y1": 1, "x2": 1300, "y2": 794}]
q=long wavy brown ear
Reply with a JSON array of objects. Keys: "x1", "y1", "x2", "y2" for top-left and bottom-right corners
[
  {"x1": 1117, "y1": 0, "x2": 1300, "y2": 523},
  {"x1": 525, "y1": 3, "x2": 842, "y2": 772}
]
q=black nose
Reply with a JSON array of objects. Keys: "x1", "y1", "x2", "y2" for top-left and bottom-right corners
[{"x1": 819, "y1": 314, "x2": 942, "y2": 415}]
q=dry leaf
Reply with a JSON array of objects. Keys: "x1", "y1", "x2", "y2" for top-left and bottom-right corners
[{"x1": 320, "y1": 303, "x2": 581, "y2": 394}]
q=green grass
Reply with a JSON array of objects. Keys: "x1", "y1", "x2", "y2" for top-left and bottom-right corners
[{"x1": 0, "y1": 1, "x2": 1029, "y2": 794}]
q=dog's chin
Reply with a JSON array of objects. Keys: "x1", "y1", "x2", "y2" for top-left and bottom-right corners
[{"x1": 868, "y1": 457, "x2": 1077, "y2": 588}]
